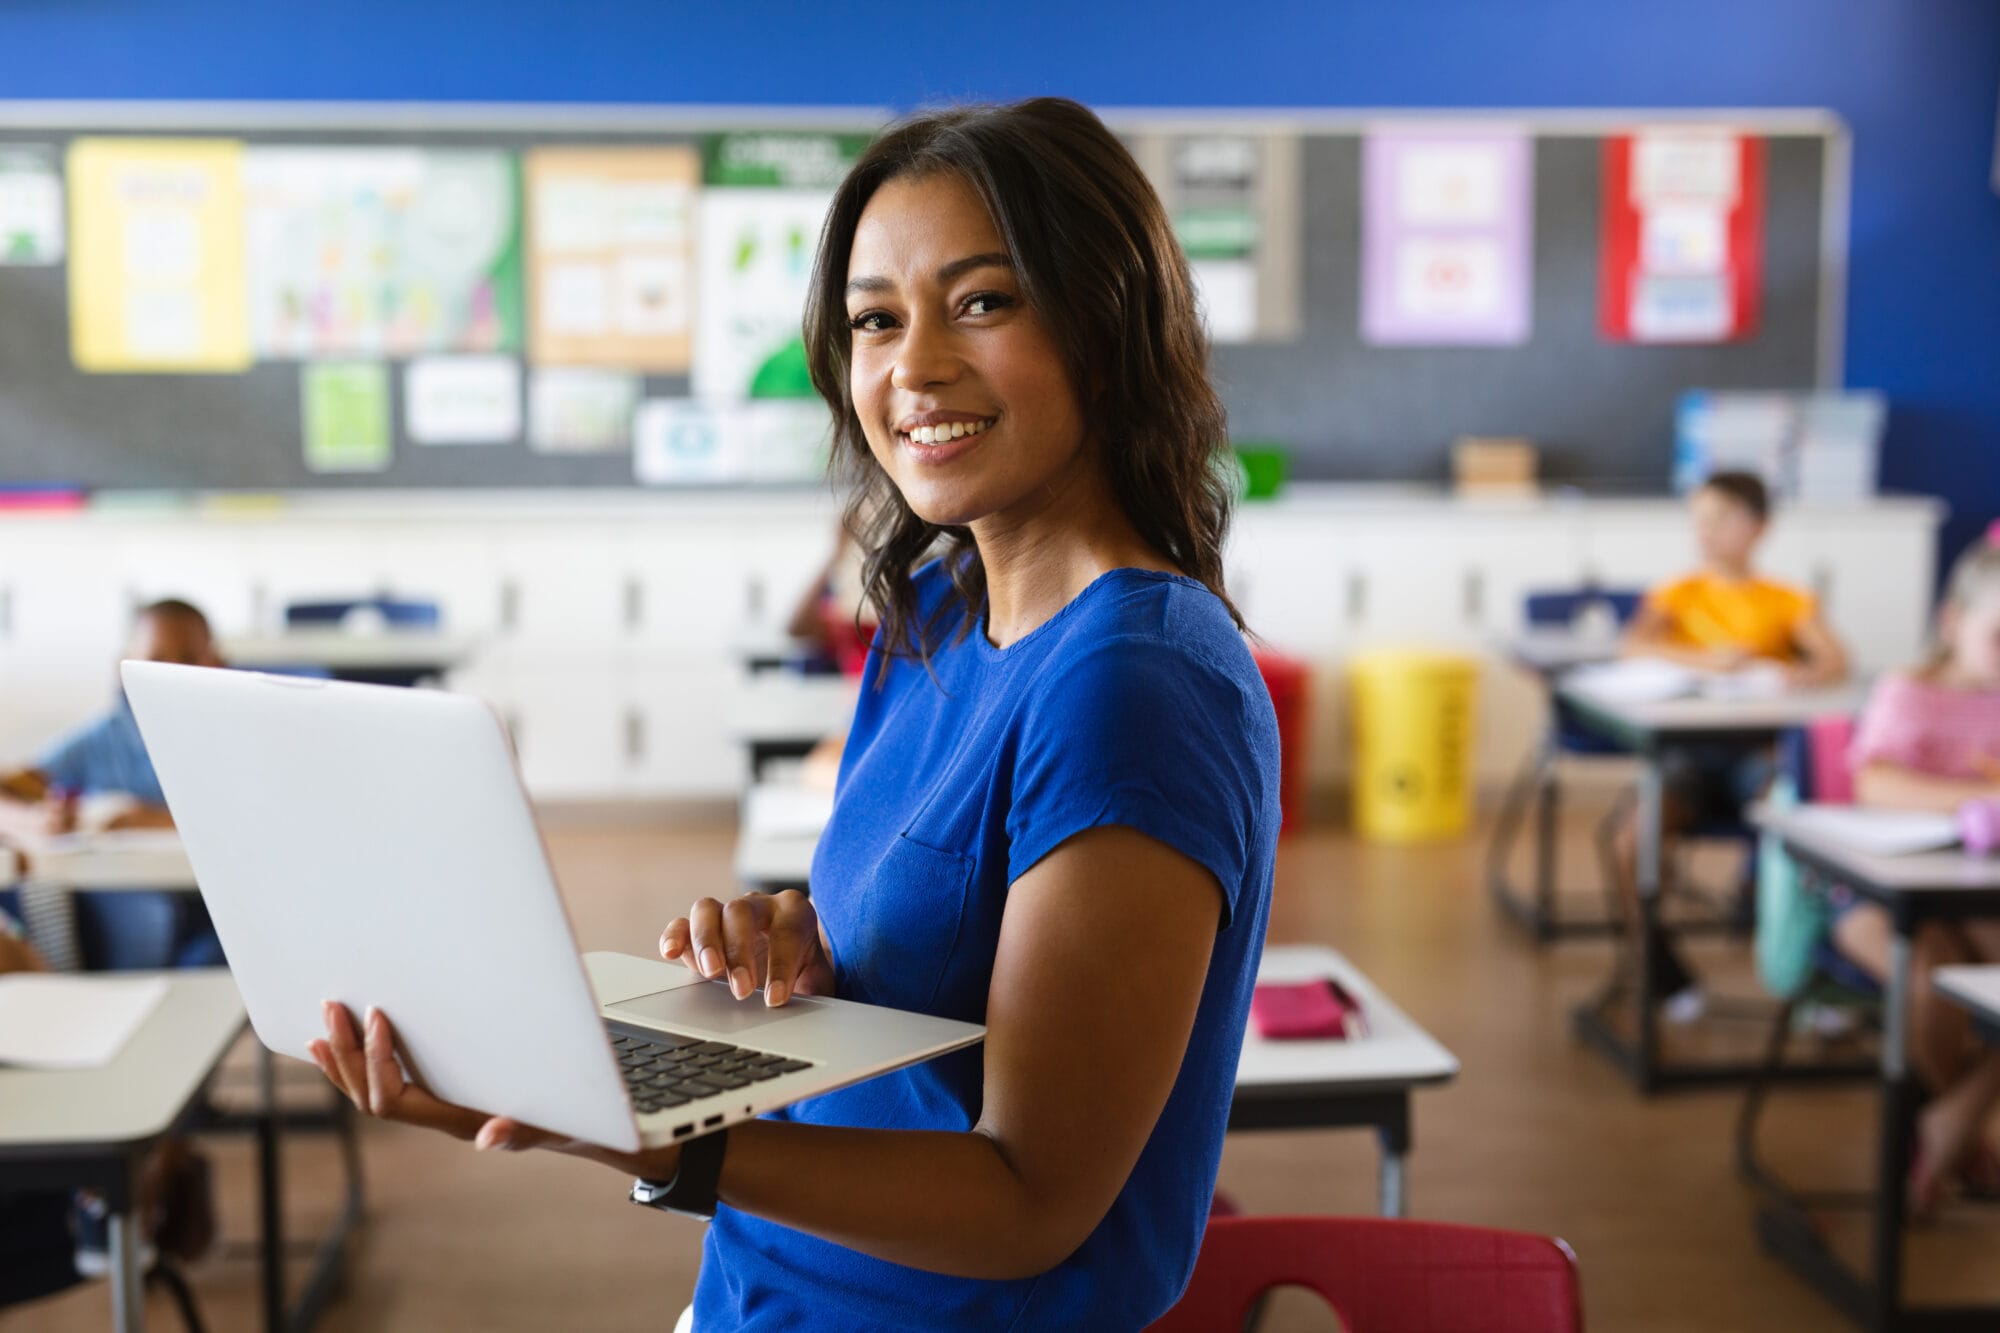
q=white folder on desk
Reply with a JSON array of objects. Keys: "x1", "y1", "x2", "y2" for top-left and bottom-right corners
[
  {"x1": 1787, "y1": 806, "x2": 1962, "y2": 857},
  {"x1": 0, "y1": 974, "x2": 168, "y2": 1068}
]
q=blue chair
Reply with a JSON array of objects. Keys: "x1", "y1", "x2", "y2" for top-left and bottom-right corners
[
  {"x1": 281, "y1": 595, "x2": 445, "y2": 687},
  {"x1": 284, "y1": 595, "x2": 440, "y2": 631},
  {"x1": 1487, "y1": 586, "x2": 1644, "y2": 941}
]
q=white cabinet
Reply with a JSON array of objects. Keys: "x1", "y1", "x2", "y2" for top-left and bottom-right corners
[{"x1": 0, "y1": 488, "x2": 1944, "y2": 803}]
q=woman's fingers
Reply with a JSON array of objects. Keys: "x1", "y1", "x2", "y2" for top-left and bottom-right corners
[
  {"x1": 361, "y1": 1006, "x2": 409, "y2": 1116},
  {"x1": 658, "y1": 917, "x2": 693, "y2": 967},
  {"x1": 686, "y1": 897, "x2": 727, "y2": 982},
  {"x1": 720, "y1": 895, "x2": 771, "y2": 999},
  {"x1": 321, "y1": 1001, "x2": 370, "y2": 1110},
  {"x1": 761, "y1": 891, "x2": 820, "y2": 1007}
]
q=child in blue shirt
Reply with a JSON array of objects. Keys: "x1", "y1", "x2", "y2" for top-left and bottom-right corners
[{"x1": 0, "y1": 599, "x2": 224, "y2": 968}]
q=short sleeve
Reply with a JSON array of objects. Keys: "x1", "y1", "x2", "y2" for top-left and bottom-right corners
[
  {"x1": 1005, "y1": 638, "x2": 1276, "y2": 931},
  {"x1": 34, "y1": 718, "x2": 105, "y2": 794},
  {"x1": 1850, "y1": 674, "x2": 1923, "y2": 772}
]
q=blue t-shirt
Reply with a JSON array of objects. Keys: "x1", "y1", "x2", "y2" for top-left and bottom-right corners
[
  {"x1": 695, "y1": 564, "x2": 1280, "y2": 1331},
  {"x1": 36, "y1": 696, "x2": 166, "y2": 806}
]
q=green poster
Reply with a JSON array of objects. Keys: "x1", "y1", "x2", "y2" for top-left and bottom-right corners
[
  {"x1": 703, "y1": 133, "x2": 872, "y2": 188},
  {"x1": 302, "y1": 362, "x2": 391, "y2": 473}
]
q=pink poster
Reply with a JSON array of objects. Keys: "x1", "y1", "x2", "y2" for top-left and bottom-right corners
[{"x1": 1361, "y1": 127, "x2": 1533, "y2": 346}]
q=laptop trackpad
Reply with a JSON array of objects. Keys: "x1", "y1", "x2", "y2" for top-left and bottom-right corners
[{"x1": 607, "y1": 980, "x2": 824, "y2": 1037}]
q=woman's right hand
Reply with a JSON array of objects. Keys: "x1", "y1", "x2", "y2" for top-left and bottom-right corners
[{"x1": 659, "y1": 890, "x2": 836, "y2": 1008}]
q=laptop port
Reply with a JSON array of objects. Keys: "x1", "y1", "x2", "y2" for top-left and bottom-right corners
[
  {"x1": 674, "y1": 1124, "x2": 695, "y2": 1139},
  {"x1": 703, "y1": 1115, "x2": 724, "y2": 1128}
]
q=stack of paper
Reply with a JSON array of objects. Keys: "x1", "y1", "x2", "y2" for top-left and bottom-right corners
[{"x1": 1789, "y1": 806, "x2": 1962, "y2": 857}]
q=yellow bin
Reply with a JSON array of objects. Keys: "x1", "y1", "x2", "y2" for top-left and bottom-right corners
[{"x1": 1349, "y1": 648, "x2": 1480, "y2": 843}]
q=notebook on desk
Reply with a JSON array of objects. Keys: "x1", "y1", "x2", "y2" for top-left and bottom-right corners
[{"x1": 1786, "y1": 805, "x2": 1962, "y2": 857}]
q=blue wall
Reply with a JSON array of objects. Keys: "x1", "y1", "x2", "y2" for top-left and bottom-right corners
[{"x1": 7, "y1": 0, "x2": 1998, "y2": 562}]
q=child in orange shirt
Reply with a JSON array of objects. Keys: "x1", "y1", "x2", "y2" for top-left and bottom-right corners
[{"x1": 1617, "y1": 472, "x2": 1850, "y2": 1018}]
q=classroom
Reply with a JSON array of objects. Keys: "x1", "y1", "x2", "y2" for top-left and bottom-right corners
[{"x1": 2, "y1": 4, "x2": 1998, "y2": 1331}]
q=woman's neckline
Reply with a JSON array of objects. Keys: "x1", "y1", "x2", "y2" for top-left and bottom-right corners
[{"x1": 975, "y1": 566, "x2": 1200, "y2": 660}]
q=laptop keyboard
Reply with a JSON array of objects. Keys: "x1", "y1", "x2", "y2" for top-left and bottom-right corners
[{"x1": 608, "y1": 1027, "x2": 815, "y2": 1115}]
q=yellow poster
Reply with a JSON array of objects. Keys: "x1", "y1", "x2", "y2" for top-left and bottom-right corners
[
  {"x1": 68, "y1": 137, "x2": 251, "y2": 372},
  {"x1": 525, "y1": 145, "x2": 697, "y2": 372}
]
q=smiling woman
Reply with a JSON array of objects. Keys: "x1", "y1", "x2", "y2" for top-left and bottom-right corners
[
  {"x1": 311, "y1": 97, "x2": 1281, "y2": 1333},
  {"x1": 804, "y1": 96, "x2": 1242, "y2": 665}
]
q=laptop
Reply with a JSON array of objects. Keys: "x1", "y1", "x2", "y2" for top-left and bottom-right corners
[{"x1": 121, "y1": 660, "x2": 984, "y2": 1153}]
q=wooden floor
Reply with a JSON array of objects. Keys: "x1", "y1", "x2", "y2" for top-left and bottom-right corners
[{"x1": 10, "y1": 802, "x2": 2000, "y2": 1332}]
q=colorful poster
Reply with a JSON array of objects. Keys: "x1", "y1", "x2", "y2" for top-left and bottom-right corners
[
  {"x1": 302, "y1": 362, "x2": 391, "y2": 473},
  {"x1": 1360, "y1": 127, "x2": 1532, "y2": 346},
  {"x1": 0, "y1": 148, "x2": 63, "y2": 265},
  {"x1": 1135, "y1": 133, "x2": 1302, "y2": 344},
  {"x1": 633, "y1": 398, "x2": 829, "y2": 485},
  {"x1": 525, "y1": 146, "x2": 698, "y2": 371},
  {"x1": 67, "y1": 138, "x2": 250, "y2": 372},
  {"x1": 243, "y1": 148, "x2": 521, "y2": 359},
  {"x1": 528, "y1": 368, "x2": 641, "y2": 453},
  {"x1": 404, "y1": 355, "x2": 521, "y2": 445},
  {"x1": 693, "y1": 133, "x2": 867, "y2": 403},
  {"x1": 1601, "y1": 131, "x2": 1763, "y2": 344}
]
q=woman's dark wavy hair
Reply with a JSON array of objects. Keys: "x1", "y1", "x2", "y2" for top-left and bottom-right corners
[{"x1": 801, "y1": 97, "x2": 1241, "y2": 681}]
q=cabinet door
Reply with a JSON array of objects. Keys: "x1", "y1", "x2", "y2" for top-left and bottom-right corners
[
  {"x1": 491, "y1": 527, "x2": 627, "y2": 654},
  {"x1": 500, "y1": 664, "x2": 628, "y2": 801},
  {"x1": 624, "y1": 526, "x2": 750, "y2": 659},
  {"x1": 1764, "y1": 512, "x2": 1935, "y2": 674},
  {"x1": 621, "y1": 658, "x2": 743, "y2": 798}
]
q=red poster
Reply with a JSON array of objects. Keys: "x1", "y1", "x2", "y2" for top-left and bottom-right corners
[{"x1": 1601, "y1": 131, "x2": 1763, "y2": 343}]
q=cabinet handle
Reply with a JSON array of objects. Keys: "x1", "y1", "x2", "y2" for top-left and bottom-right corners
[
  {"x1": 499, "y1": 580, "x2": 520, "y2": 633},
  {"x1": 624, "y1": 577, "x2": 643, "y2": 632},
  {"x1": 1462, "y1": 569, "x2": 1485, "y2": 625},
  {"x1": 625, "y1": 708, "x2": 645, "y2": 764},
  {"x1": 1345, "y1": 571, "x2": 1367, "y2": 626},
  {"x1": 0, "y1": 585, "x2": 11, "y2": 638},
  {"x1": 1812, "y1": 563, "x2": 1835, "y2": 605},
  {"x1": 746, "y1": 575, "x2": 766, "y2": 621}
]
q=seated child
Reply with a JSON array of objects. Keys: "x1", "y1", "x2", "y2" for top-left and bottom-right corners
[
  {"x1": 0, "y1": 599, "x2": 224, "y2": 968},
  {"x1": 1617, "y1": 471, "x2": 1850, "y2": 1019},
  {"x1": 1830, "y1": 536, "x2": 2000, "y2": 1216}
]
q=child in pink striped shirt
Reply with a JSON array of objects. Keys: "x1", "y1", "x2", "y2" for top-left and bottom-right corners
[{"x1": 1832, "y1": 537, "x2": 2000, "y2": 1216}]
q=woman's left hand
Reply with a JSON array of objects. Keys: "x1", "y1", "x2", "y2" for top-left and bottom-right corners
[{"x1": 308, "y1": 1002, "x2": 682, "y2": 1180}]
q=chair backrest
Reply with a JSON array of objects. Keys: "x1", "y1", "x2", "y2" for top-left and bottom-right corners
[
  {"x1": 1523, "y1": 587, "x2": 1643, "y2": 630},
  {"x1": 1803, "y1": 713, "x2": 1857, "y2": 806},
  {"x1": 1146, "y1": 1216, "x2": 1583, "y2": 1333}
]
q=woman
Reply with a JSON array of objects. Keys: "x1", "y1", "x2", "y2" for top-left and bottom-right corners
[{"x1": 311, "y1": 98, "x2": 1281, "y2": 1330}]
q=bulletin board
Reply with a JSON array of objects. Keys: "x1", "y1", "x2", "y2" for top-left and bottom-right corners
[{"x1": 0, "y1": 103, "x2": 1847, "y2": 491}]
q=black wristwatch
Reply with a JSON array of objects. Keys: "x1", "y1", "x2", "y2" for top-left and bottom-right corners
[{"x1": 630, "y1": 1128, "x2": 729, "y2": 1221}]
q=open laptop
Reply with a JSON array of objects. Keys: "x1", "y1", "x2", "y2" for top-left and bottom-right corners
[{"x1": 121, "y1": 660, "x2": 983, "y2": 1153}]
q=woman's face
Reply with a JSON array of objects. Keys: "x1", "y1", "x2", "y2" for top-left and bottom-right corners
[{"x1": 843, "y1": 171, "x2": 1090, "y2": 530}]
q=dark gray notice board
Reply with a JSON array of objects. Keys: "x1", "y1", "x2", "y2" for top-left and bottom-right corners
[{"x1": 0, "y1": 115, "x2": 1833, "y2": 491}]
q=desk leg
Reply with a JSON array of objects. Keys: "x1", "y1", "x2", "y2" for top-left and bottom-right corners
[
  {"x1": 1871, "y1": 930, "x2": 1914, "y2": 1331},
  {"x1": 1378, "y1": 1153, "x2": 1406, "y2": 1219},
  {"x1": 1377, "y1": 1096, "x2": 1411, "y2": 1218},
  {"x1": 259, "y1": 1044, "x2": 286, "y2": 1333},
  {"x1": 1633, "y1": 758, "x2": 1664, "y2": 1093},
  {"x1": 108, "y1": 1208, "x2": 146, "y2": 1333}
]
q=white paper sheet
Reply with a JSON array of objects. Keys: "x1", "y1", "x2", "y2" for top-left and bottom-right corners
[
  {"x1": 1787, "y1": 806, "x2": 1962, "y2": 858},
  {"x1": 0, "y1": 973, "x2": 168, "y2": 1068}
]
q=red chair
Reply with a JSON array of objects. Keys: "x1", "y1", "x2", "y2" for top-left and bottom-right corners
[{"x1": 1146, "y1": 1216, "x2": 1583, "y2": 1333}]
